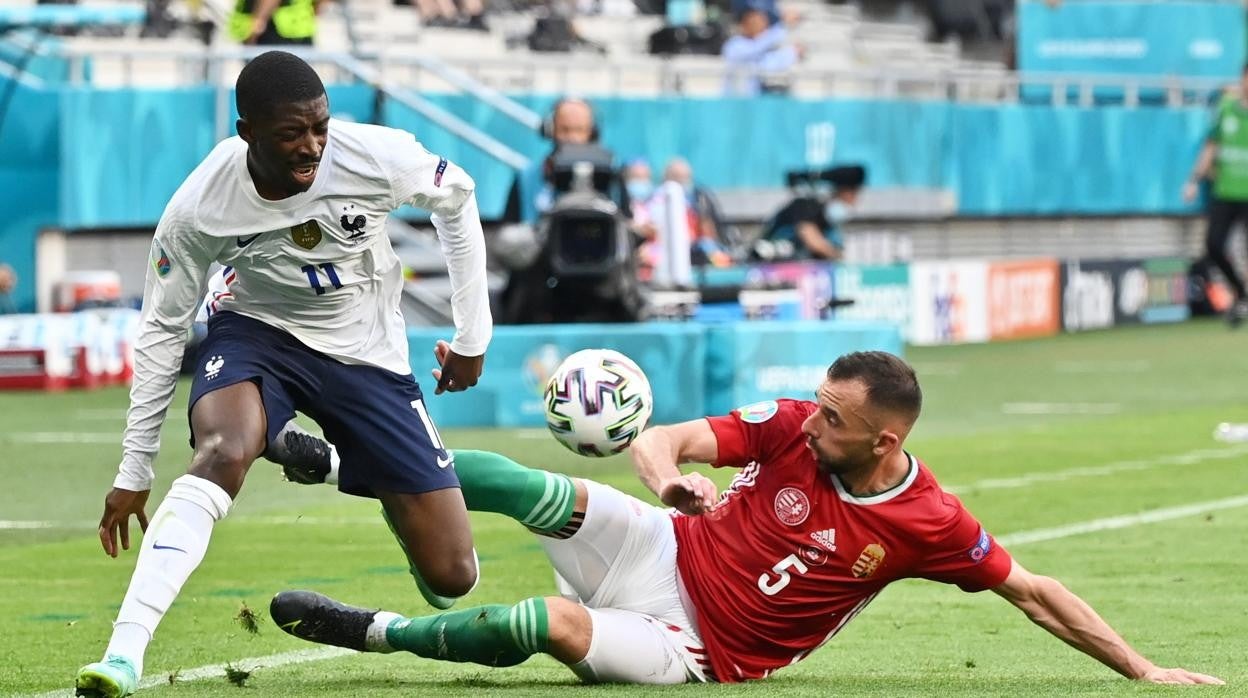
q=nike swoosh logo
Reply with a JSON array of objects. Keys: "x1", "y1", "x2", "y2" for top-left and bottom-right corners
[
  {"x1": 153, "y1": 543, "x2": 188, "y2": 553},
  {"x1": 236, "y1": 233, "x2": 262, "y2": 248},
  {"x1": 436, "y1": 453, "x2": 454, "y2": 469},
  {"x1": 280, "y1": 620, "x2": 301, "y2": 632}
]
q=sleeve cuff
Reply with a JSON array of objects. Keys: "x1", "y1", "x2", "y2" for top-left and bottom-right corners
[
  {"x1": 114, "y1": 453, "x2": 156, "y2": 491},
  {"x1": 449, "y1": 336, "x2": 490, "y2": 357}
]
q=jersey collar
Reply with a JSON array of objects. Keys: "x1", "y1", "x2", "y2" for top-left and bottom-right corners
[{"x1": 830, "y1": 452, "x2": 918, "y2": 506}]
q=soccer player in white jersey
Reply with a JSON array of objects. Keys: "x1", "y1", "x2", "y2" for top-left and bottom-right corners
[
  {"x1": 74, "y1": 51, "x2": 492, "y2": 697},
  {"x1": 268, "y1": 351, "x2": 1221, "y2": 687}
]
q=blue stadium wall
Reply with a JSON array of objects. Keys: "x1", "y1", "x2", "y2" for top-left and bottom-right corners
[{"x1": 0, "y1": 83, "x2": 1211, "y2": 312}]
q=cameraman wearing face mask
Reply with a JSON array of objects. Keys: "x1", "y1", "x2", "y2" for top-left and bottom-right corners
[{"x1": 758, "y1": 165, "x2": 866, "y2": 261}]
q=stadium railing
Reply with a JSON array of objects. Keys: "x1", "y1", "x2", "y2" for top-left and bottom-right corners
[{"x1": 19, "y1": 41, "x2": 1228, "y2": 109}]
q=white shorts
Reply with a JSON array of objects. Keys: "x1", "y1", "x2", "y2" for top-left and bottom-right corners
[{"x1": 538, "y1": 480, "x2": 711, "y2": 684}]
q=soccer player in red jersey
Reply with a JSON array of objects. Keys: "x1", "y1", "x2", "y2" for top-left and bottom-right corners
[{"x1": 271, "y1": 351, "x2": 1222, "y2": 686}]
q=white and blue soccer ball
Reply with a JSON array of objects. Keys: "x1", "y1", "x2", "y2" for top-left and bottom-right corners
[{"x1": 543, "y1": 348, "x2": 654, "y2": 457}]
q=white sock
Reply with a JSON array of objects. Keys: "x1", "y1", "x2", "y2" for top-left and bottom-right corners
[
  {"x1": 104, "y1": 474, "x2": 232, "y2": 676},
  {"x1": 325, "y1": 445, "x2": 340, "y2": 486},
  {"x1": 104, "y1": 623, "x2": 151, "y2": 676},
  {"x1": 365, "y1": 612, "x2": 403, "y2": 653}
]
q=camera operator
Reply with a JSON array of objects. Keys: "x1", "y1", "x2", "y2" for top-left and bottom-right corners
[
  {"x1": 500, "y1": 138, "x2": 643, "y2": 324},
  {"x1": 502, "y1": 97, "x2": 600, "y2": 226}
]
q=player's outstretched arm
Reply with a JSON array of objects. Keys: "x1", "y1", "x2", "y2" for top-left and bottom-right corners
[
  {"x1": 992, "y1": 561, "x2": 1224, "y2": 685},
  {"x1": 630, "y1": 420, "x2": 719, "y2": 515},
  {"x1": 104, "y1": 214, "x2": 220, "y2": 556},
  {"x1": 404, "y1": 150, "x2": 491, "y2": 393}
]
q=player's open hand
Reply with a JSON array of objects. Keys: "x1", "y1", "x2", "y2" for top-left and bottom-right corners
[
  {"x1": 659, "y1": 473, "x2": 718, "y2": 516},
  {"x1": 98, "y1": 487, "x2": 150, "y2": 558},
  {"x1": 1182, "y1": 181, "x2": 1200, "y2": 204},
  {"x1": 1139, "y1": 667, "x2": 1224, "y2": 685},
  {"x1": 431, "y1": 339, "x2": 484, "y2": 394}
]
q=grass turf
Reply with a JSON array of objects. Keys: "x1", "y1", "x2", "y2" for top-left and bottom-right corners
[{"x1": 2, "y1": 319, "x2": 1246, "y2": 696}]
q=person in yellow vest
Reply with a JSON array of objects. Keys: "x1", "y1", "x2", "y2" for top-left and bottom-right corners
[{"x1": 230, "y1": 0, "x2": 322, "y2": 46}]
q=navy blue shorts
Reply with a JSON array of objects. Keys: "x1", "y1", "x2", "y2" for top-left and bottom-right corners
[{"x1": 187, "y1": 312, "x2": 459, "y2": 498}]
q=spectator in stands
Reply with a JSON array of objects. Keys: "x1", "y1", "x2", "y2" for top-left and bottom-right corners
[
  {"x1": 729, "y1": 0, "x2": 777, "y2": 24},
  {"x1": 757, "y1": 165, "x2": 866, "y2": 262},
  {"x1": 662, "y1": 157, "x2": 733, "y2": 265},
  {"x1": 623, "y1": 158, "x2": 656, "y2": 226},
  {"x1": 721, "y1": 2, "x2": 802, "y2": 96},
  {"x1": 0, "y1": 264, "x2": 18, "y2": 315},
  {"x1": 411, "y1": 0, "x2": 488, "y2": 31},
  {"x1": 1185, "y1": 66, "x2": 1248, "y2": 327},
  {"x1": 623, "y1": 159, "x2": 661, "y2": 280},
  {"x1": 623, "y1": 159, "x2": 654, "y2": 203},
  {"x1": 230, "y1": 0, "x2": 322, "y2": 45}
]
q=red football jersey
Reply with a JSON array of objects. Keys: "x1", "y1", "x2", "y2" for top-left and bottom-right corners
[{"x1": 671, "y1": 399, "x2": 1013, "y2": 682}]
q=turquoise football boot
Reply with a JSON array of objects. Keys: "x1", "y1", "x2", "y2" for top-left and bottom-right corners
[{"x1": 75, "y1": 654, "x2": 138, "y2": 697}]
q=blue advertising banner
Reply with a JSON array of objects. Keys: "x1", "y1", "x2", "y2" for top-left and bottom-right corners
[
  {"x1": 58, "y1": 84, "x2": 376, "y2": 228},
  {"x1": 407, "y1": 323, "x2": 706, "y2": 428},
  {"x1": 1018, "y1": 1, "x2": 1246, "y2": 78},
  {"x1": 0, "y1": 83, "x2": 59, "y2": 313},
  {"x1": 703, "y1": 320, "x2": 903, "y2": 417}
]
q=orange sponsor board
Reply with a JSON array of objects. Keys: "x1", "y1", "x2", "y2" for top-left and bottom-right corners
[{"x1": 987, "y1": 259, "x2": 1060, "y2": 340}]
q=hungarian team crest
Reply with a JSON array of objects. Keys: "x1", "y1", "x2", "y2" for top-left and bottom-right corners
[
  {"x1": 290, "y1": 220, "x2": 323, "y2": 249},
  {"x1": 773, "y1": 487, "x2": 810, "y2": 526},
  {"x1": 851, "y1": 543, "x2": 886, "y2": 578}
]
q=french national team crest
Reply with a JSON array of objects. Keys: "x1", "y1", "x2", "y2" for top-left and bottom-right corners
[
  {"x1": 773, "y1": 487, "x2": 810, "y2": 526},
  {"x1": 290, "y1": 220, "x2": 323, "y2": 249}
]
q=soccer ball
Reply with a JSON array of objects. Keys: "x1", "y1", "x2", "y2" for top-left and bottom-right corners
[{"x1": 543, "y1": 348, "x2": 654, "y2": 457}]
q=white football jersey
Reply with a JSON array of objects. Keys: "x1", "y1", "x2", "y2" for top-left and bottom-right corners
[{"x1": 117, "y1": 119, "x2": 491, "y2": 491}]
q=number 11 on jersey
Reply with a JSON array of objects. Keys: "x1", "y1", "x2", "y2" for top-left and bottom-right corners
[{"x1": 301, "y1": 263, "x2": 342, "y2": 295}]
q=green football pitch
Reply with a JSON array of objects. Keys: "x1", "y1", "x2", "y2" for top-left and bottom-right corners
[{"x1": 3, "y1": 320, "x2": 1247, "y2": 696}]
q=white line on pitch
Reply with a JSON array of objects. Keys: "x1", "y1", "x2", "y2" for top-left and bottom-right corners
[
  {"x1": 73, "y1": 409, "x2": 129, "y2": 420},
  {"x1": 0, "y1": 432, "x2": 119, "y2": 444},
  {"x1": 26, "y1": 647, "x2": 354, "y2": 698},
  {"x1": 998, "y1": 494, "x2": 1248, "y2": 547},
  {"x1": 1053, "y1": 360, "x2": 1150, "y2": 374},
  {"x1": 0, "y1": 516, "x2": 382, "y2": 530},
  {"x1": 1000, "y1": 402, "x2": 1121, "y2": 415},
  {"x1": 5, "y1": 445, "x2": 1246, "y2": 532},
  {"x1": 908, "y1": 361, "x2": 964, "y2": 376},
  {"x1": 944, "y1": 443, "x2": 1248, "y2": 494},
  {"x1": 19, "y1": 492, "x2": 1248, "y2": 697}
]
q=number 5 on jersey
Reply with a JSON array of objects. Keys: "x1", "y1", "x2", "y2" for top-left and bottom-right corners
[{"x1": 758, "y1": 553, "x2": 810, "y2": 596}]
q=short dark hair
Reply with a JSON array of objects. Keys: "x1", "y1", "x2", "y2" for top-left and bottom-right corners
[
  {"x1": 826, "y1": 351, "x2": 922, "y2": 424},
  {"x1": 236, "y1": 51, "x2": 326, "y2": 121}
]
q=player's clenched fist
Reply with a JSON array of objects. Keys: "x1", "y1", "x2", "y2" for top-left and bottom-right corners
[
  {"x1": 431, "y1": 339, "x2": 484, "y2": 395},
  {"x1": 659, "y1": 473, "x2": 718, "y2": 515}
]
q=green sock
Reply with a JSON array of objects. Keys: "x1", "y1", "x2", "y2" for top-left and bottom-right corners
[
  {"x1": 385, "y1": 598, "x2": 549, "y2": 667},
  {"x1": 452, "y1": 450, "x2": 577, "y2": 534}
]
